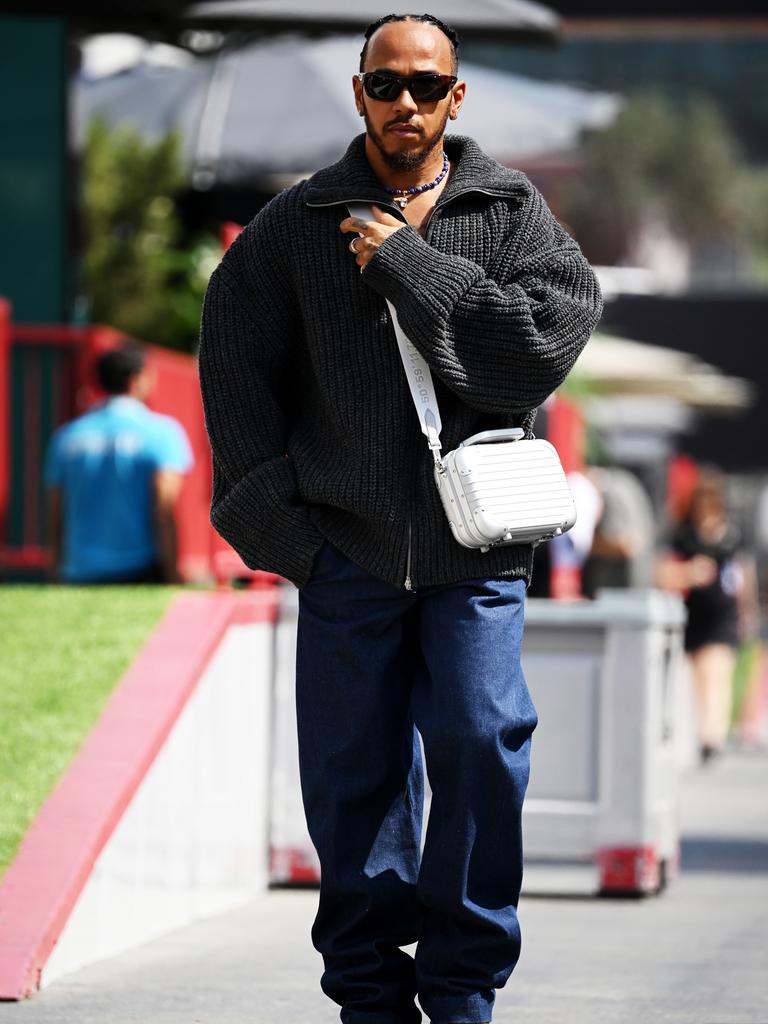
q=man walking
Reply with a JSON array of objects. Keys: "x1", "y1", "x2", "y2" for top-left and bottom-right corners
[{"x1": 198, "y1": 13, "x2": 602, "y2": 1023}]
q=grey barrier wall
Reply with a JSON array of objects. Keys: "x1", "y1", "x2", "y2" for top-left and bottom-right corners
[
  {"x1": 522, "y1": 589, "x2": 686, "y2": 895},
  {"x1": 270, "y1": 587, "x2": 686, "y2": 897}
]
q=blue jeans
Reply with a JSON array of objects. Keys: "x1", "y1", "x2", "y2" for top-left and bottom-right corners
[{"x1": 295, "y1": 540, "x2": 538, "y2": 1024}]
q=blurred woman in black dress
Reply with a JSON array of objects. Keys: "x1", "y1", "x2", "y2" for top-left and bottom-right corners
[{"x1": 657, "y1": 469, "x2": 755, "y2": 764}]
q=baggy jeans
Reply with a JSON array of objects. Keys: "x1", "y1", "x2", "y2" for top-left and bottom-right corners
[{"x1": 295, "y1": 540, "x2": 538, "y2": 1024}]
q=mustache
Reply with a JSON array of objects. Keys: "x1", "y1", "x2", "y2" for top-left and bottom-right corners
[{"x1": 385, "y1": 119, "x2": 422, "y2": 132}]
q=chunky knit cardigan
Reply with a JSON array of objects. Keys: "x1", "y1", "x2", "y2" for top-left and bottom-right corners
[{"x1": 197, "y1": 132, "x2": 603, "y2": 589}]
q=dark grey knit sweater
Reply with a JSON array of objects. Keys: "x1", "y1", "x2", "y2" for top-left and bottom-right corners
[{"x1": 197, "y1": 132, "x2": 603, "y2": 590}]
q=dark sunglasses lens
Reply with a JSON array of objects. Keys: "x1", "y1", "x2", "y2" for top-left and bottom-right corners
[
  {"x1": 411, "y1": 75, "x2": 452, "y2": 100},
  {"x1": 365, "y1": 74, "x2": 400, "y2": 101}
]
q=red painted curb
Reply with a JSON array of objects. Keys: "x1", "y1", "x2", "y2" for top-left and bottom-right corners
[{"x1": 0, "y1": 588, "x2": 280, "y2": 1000}]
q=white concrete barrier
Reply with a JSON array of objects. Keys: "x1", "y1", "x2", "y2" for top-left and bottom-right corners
[
  {"x1": 270, "y1": 587, "x2": 320, "y2": 884},
  {"x1": 0, "y1": 592, "x2": 280, "y2": 997},
  {"x1": 522, "y1": 588, "x2": 686, "y2": 895}
]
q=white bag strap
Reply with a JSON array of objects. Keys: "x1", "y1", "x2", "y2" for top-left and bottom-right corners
[{"x1": 347, "y1": 202, "x2": 443, "y2": 465}]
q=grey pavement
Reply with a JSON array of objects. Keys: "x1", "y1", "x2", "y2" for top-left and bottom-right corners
[{"x1": 2, "y1": 745, "x2": 767, "y2": 1024}]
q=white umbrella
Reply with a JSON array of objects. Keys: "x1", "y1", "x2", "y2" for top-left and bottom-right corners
[
  {"x1": 184, "y1": 0, "x2": 559, "y2": 40},
  {"x1": 576, "y1": 333, "x2": 753, "y2": 412}
]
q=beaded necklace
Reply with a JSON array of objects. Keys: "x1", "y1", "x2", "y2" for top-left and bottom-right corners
[{"x1": 384, "y1": 151, "x2": 449, "y2": 209}]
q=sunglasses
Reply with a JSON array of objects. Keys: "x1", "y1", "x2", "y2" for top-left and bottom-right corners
[{"x1": 355, "y1": 71, "x2": 457, "y2": 103}]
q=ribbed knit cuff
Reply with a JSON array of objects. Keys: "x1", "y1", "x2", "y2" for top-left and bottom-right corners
[
  {"x1": 362, "y1": 222, "x2": 484, "y2": 314},
  {"x1": 210, "y1": 456, "x2": 325, "y2": 588}
]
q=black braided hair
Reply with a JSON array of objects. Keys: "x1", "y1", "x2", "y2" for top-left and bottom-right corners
[{"x1": 359, "y1": 13, "x2": 460, "y2": 74}]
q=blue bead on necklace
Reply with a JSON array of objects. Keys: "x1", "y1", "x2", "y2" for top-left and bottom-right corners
[{"x1": 384, "y1": 151, "x2": 449, "y2": 209}]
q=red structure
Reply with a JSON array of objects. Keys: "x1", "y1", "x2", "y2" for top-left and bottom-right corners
[
  {"x1": 546, "y1": 393, "x2": 585, "y2": 478},
  {"x1": 0, "y1": 297, "x2": 254, "y2": 584},
  {"x1": 544, "y1": 394, "x2": 588, "y2": 600}
]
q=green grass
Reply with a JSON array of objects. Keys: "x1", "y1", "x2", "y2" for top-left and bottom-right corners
[{"x1": 0, "y1": 584, "x2": 181, "y2": 879}]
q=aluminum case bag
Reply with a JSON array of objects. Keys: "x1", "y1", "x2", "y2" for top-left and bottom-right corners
[{"x1": 436, "y1": 429, "x2": 577, "y2": 552}]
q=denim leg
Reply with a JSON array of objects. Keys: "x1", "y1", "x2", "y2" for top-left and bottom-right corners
[
  {"x1": 296, "y1": 541, "x2": 425, "y2": 1024},
  {"x1": 410, "y1": 577, "x2": 537, "y2": 1024}
]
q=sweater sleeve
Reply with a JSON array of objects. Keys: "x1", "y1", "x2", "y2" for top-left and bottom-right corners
[
  {"x1": 360, "y1": 189, "x2": 603, "y2": 415},
  {"x1": 197, "y1": 219, "x2": 324, "y2": 587}
]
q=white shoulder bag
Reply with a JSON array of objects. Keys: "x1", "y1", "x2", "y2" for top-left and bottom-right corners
[{"x1": 348, "y1": 203, "x2": 577, "y2": 552}]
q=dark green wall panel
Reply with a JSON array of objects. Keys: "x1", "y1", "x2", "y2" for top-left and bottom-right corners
[{"x1": 0, "y1": 16, "x2": 70, "y2": 323}]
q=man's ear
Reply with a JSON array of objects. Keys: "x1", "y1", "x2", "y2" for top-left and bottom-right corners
[
  {"x1": 352, "y1": 76, "x2": 365, "y2": 116},
  {"x1": 449, "y1": 79, "x2": 467, "y2": 120}
]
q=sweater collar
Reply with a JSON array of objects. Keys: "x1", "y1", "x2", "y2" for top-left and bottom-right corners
[{"x1": 303, "y1": 132, "x2": 530, "y2": 210}]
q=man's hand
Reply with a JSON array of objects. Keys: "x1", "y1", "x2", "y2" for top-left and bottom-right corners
[{"x1": 339, "y1": 205, "x2": 405, "y2": 272}]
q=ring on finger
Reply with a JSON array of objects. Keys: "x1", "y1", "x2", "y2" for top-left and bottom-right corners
[{"x1": 349, "y1": 237, "x2": 361, "y2": 254}]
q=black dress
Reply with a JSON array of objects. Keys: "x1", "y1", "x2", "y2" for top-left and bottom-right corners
[{"x1": 671, "y1": 521, "x2": 742, "y2": 653}]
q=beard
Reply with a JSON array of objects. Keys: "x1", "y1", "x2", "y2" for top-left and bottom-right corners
[{"x1": 364, "y1": 107, "x2": 450, "y2": 172}]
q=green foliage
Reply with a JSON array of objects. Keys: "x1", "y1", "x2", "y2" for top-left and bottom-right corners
[
  {"x1": 564, "y1": 92, "x2": 767, "y2": 274},
  {"x1": 666, "y1": 100, "x2": 746, "y2": 239},
  {"x1": 81, "y1": 118, "x2": 220, "y2": 352},
  {"x1": 0, "y1": 584, "x2": 180, "y2": 877},
  {"x1": 556, "y1": 368, "x2": 597, "y2": 404}
]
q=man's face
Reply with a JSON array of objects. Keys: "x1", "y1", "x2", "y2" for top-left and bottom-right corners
[{"x1": 353, "y1": 20, "x2": 466, "y2": 172}]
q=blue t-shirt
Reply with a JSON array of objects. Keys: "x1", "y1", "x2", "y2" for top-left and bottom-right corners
[{"x1": 43, "y1": 396, "x2": 194, "y2": 582}]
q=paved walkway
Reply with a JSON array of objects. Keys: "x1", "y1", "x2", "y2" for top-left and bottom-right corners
[{"x1": 2, "y1": 745, "x2": 767, "y2": 1024}]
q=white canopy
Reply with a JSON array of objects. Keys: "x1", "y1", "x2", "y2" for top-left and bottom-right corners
[{"x1": 575, "y1": 333, "x2": 753, "y2": 412}]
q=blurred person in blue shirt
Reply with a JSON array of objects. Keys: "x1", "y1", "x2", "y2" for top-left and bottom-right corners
[{"x1": 44, "y1": 344, "x2": 194, "y2": 584}]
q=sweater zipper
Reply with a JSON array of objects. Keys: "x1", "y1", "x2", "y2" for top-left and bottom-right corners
[{"x1": 404, "y1": 518, "x2": 413, "y2": 592}]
